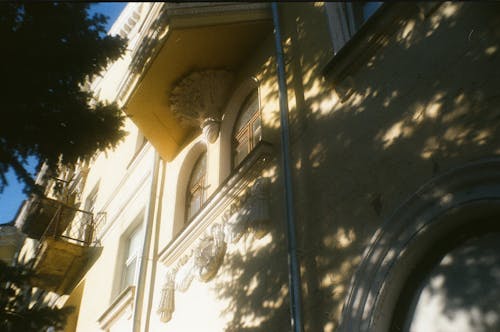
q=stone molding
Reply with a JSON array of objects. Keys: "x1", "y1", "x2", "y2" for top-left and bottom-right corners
[
  {"x1": 201, "y1": 118, "x2": 221, "y2": 144},
  {"x1": 163, "y1": 3, "x2": 271, "y2": 29},
  {"x1": 339, "y1": 158, "x2": 500, "y2": 332},
  {"x1": 157, "y1": 176, "x2": 271, "y2": 322},
  {"x1": 98, "y1": 285, "x2": 136, "y2": 330},
  {"x1": 164, "y1": 3, "x2": 269, "y2": 18}
]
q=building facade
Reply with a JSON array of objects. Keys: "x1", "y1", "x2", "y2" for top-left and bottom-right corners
[{"x1": 11, "y1": 2, "x2": 500, "y2": 332}]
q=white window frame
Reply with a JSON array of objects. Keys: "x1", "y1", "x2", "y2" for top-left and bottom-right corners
[
  {"x1": 232, "y1": 89, "x2": 262, "y2": 168},
  {"x1": 185, "y1": 152, "x2": 207, "y2": 223},
  {"x1": 325, "y1": 2, "x2": 383, "y2": 54},
  {"x1": 120, "y1": 223, "x2": 144, "y2": 292}
]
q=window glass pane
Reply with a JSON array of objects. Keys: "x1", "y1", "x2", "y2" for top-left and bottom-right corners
[
  {"x1": 234, "y1": 90, "x2": 259, "y2": 134},
  {"x1": 188, "y1": 153, "x2": 206, "y2": 188},
  {"x1": 233, "y1": 89, "x2": 261, "y2": 168},
  {"x1": 123, "y1": 257, "x2": 136, "y2": 288},
  {"x1": 326, "y1": 2, "x2": 383, "y2": 53},
  {"x1": 363, "y1": 2, "x2": 383, "y2": 21},
  {"x1": 252, "y1": 117, "x2": 262, "y2": 148},
  {"x1": 127, "y1": 227, "x2": 143, "y2": 258},
  {"x1": 188, "y1": 191, "x2": 202, "y2": 220},
  {"x1": 234, "y1": 135, "x2": 249, "y2": 166},
  {"x1": 186, "y1": 152, "x2": 207, "y2": 222},
  {"x1": 121, "y1": 225, "x2": 142, "y2": 291},
  {"x1": 351, "y1": 2, "x2": 383, "y2": 32}
]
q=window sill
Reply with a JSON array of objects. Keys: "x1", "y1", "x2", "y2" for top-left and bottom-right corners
[
  {"x1": 97, "y1": 285, "x2": 136, "y2": 330},
  {"x1": 322, "y1": 2, "x2": 441, "y2": 100}
]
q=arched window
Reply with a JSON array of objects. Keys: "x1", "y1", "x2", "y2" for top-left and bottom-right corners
[
  {"x1": 232, "y1": 89, "x2": 261, "y2": 167},
  {"x1": 186, "y1": 152, "x2": 207, "y2": 222}
]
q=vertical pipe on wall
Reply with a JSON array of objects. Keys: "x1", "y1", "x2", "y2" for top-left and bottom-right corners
[
  {"x1": 132, "y1": 148, "x2": 160, "y2": 332},
  {"x1": 271, "y1": 3, "x2": 304, "y2": 332},
  {"x1": 142, "y1": 157, "x2": 166, "y2": 332}
]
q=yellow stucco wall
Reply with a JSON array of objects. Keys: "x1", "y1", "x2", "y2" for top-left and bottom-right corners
[
  {"x1": 276, "y1": 2, "x2": 500, "y2": 331},
  {"x1": 65, "y1": 2, "x2": 500, "y2": 332}
]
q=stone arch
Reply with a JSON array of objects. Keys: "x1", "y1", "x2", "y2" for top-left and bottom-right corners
[
  {"x1": 169, "y1": 139, "x2": 208, "y2": 236},
  {"x1": 218, "y1": 76, "x2": 260, "y2": 181},
  {"x1": 339, "y1": 157, "x2": 500, "y2": 332}
]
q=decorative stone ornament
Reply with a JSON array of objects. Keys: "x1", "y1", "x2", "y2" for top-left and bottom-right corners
[
  {"x1": 194, "y1": 223, "x2": 227, "y2": 282},
  {"x1": 339, "y1": 158, "x2": 500, "y2": 332},
  {"x1": 169, "y1": 70, "x2": 234, "y2": 128},
  {"x1": 157, "y1": 177, "x2": 271, "y2": 323},
  {"x1": 157, "y1": 271, "x2": 176, "y2": 323},
  {"x1": 201, "y1": 118, "x2": 221, "y2": 143},
  {"x1": 175, "y1": 254, "x2": 195, "y2": 292}
]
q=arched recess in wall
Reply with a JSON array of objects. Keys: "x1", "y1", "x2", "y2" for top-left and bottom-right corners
[
  {"x1": 219, "y1": 77, "x2": 260, "y2": 181},
  {"x1": 339, "y1": 158, "x2": 500, "y2": 332},
  {"x1": 170, "y1": 139, "x2": 207, "y2": 236}
]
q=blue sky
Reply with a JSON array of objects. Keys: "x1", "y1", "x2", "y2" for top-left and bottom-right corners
[
  {"x1": 0, "y1": 3, "x2": 127, "y2": 224},
  {"x1": 88, "y1": 2, "x2": 128, "y2": 32}
]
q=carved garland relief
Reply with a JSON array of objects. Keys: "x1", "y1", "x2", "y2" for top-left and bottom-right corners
[{"x1": 157, "y1": 177, "x2": 271, "y2": 322}]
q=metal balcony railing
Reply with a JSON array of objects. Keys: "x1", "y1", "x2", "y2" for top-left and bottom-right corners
[
  {"x1": 28, "y1": 198, "x2": 104, "y2": 294},
  {"x1": 37, "y1": 202, "x2": 96, "y2": 248},
  {"x1": 19, "y1": 167, "x2": 91, "y2": 240}
]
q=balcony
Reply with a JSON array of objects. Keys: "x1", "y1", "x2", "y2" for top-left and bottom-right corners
[
  {"x1": 0, "y1": 225, "x2": 24, "y2": 264},
  {"x1": 18, "y1": 166, "x2": 87, "y2": 240},
  {"x1": 29, "y1": 203, "x2": 103, "y2": 295},
  {"x1": 122, "y1": 3, "x2": 272, "y2": 162},
  {"x1": 21, "y1": 197, "x2": 77, "y2": 240},
  {"x1": 15, "y1": 172, "x2": 102, "y2": 295}
]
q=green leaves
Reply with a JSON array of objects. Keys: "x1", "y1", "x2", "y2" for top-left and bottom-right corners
[
  {"x1": 0, "y1": 260, "x2": 74, "y2": 332},
  {"x1": 0, "y1": 3, "x2": 127, "y2": 194}
]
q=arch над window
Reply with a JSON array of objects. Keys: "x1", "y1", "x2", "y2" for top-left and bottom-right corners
[
  {"x1": 186, "y1": 152, "x2": 207, "y2": 222},
  {"x1": 232, "y1": 89, "x2": 262, "y2": 168}
]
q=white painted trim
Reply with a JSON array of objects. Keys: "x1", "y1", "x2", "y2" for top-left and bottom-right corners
[
  {"x1": 98, "y1": 285, "x2": 136, "y2": 330},
  {"x1": 164, "y1": 138, "x2": 208, "y2": 238},
  {"x1": 324, "y1": 2, "x2": 353, "y2": 54},
  {"x1": 97, "y1": 143, "x2": 152, "y2": 218},
  {"x1": 98, "y1": 171, "x2": 151, "y2": 241}
]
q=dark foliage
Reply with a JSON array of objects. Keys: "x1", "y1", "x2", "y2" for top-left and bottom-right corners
[
  {"x1": 0, "y1": 260, "x2": 73, "y2": 331},
  {"x1": 0, "y1": 3, "x2": 127, "y2": 194}
]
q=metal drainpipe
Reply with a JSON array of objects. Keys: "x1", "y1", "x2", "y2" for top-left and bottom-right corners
[
  {"x1": 132, "y1": 148, "x2": 160, "y2": 332},
  {"x1": 142, "y1": 157, "x2": 166, "y2": 332},
  {"x1": 271, "y1": 3, "x2": 304, "y2": 332}
]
